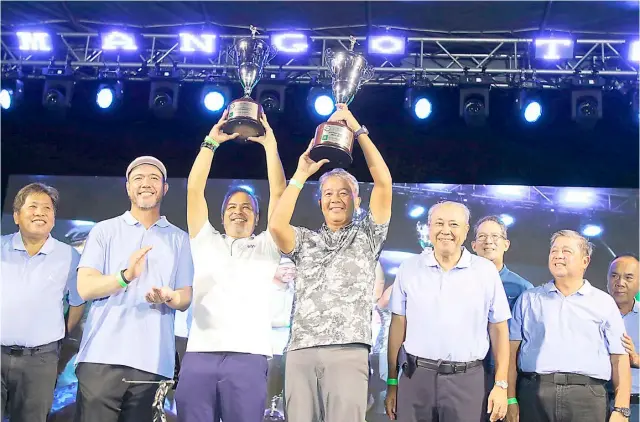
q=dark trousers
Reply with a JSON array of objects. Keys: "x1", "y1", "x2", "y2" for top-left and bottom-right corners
[
  {"x1": 175, "y1": 352, "x2": 268, "y2": 422},
  {"x1": 518, "y1": 375, "x2": 608, "y2": 422},
  {"x1": 266, "y1": 354, "x2": 285, "y2": 408},
  {"x1": 1, "y1": 342, "x2": 59, "y2": 422},
  {"x1": 396, "y1": 363, "x2": 486, "y2": 422},
  {"x1": 74, "y1": 362, "x2": 166, "y2": 422}
]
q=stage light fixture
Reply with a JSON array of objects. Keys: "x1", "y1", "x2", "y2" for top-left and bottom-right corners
[
  {"x1": 571, "y1": 77, "x2": 603, "y2": 128},
  {"x1": 307, "y1": 86, "x2": 334, "y2": 117},
  {"x1": 499, "y1": 214, "x2": 515, "y2": 227},
  {"x1": 256, "y1": 84, "x2": 286, "y2": 113},
  {"x1": 96, "y1": 81, "x2": 123, "y2": 110},
  {"x1": 201, "y1": 84, "x2": 230, "y2": 113},
  {"x1": 629, "y1": 40, "x2": 640, "y2": 63},
  {"x1": 459, "y1": 75, "x2": 490, "y2": 126},
  {"x1": 516, "y1": 91, "x2": 543, "y2": 123},
  {"x1": 582, "y1": 224, "x2": 603, "y2": 237},
  {"x1": 404, "y1": 86, "x2": 433, "y2": 120},
  {"x1": 148, "y1": 66, "x2": 180, "y2": 119},
  {"x1": 534, "y1": 38, "x2": 574, "y2": 60},
  {"x1": 42, "y1": 67, "x2": 74, "y2": 111},
  {"x1": 0, "y1": 79, "x2": 24, "y2": 110},
  {"x1": 408, "y1": 205, "x2": 426, "y2": 218},
  {"x1": 368, "y1": 35, "x2": 406, "y2": 55}
]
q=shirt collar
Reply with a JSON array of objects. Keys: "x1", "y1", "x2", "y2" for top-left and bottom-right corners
[
  {"x1": 545, "y1": 279, "x2": 593, "y2": 296},
  {"x1": 121, "y1": 211, "x2": 170, "y2": 228},
  {"x1": 632, "y1": 300, "x2": 639, "y2": 314},
  {"x1": 499, "y1": 264, "x2": 510, "y2": 277},
  {"x1": 422, "y1": 246, "x2": 472, "y2": 269},
  {"x1": 12, "y1": 232, "x2": 55, "y2": 255}
]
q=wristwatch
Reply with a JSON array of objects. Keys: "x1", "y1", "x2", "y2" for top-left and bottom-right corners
[
  {"x1": 353, "y1": 125, "x2": 369, "y2": 138},
  {"x1": 494, "y1": 380, "x2": 508, "y2": 389},
  {"x1": 612, "y1": 407, "x2": 631, "y2": 418}
]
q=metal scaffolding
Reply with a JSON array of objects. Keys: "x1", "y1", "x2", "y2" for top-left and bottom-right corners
[{"x1": 1, "y1": 31, "x2": 639, "y2": 88}]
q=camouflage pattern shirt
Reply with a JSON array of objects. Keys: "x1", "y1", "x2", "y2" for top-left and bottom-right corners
[{"x1": 285, "y1": 211, "x2": 389, "y2": 352}]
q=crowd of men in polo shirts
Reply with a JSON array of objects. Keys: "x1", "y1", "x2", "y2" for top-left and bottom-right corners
[{"x1": 1, "y1": 104, "x2": 637, "y2": 422}]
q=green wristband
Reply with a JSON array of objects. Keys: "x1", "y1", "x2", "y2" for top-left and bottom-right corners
[
  {"x1": 203, "y1": 136, "x2": 220, "y2": 149},
  {"x1": 115, "y1": 271, "x2": 128, "y2": 288},
  {"x1": 386, "y1": 378, "x2": 398, "y2": 386},
  {"x1": 507, "y1": 398, "x2": 518, "y2": 405},
  {"x1": 289, "y1": 178, "x2": 304, "y2": 190}
]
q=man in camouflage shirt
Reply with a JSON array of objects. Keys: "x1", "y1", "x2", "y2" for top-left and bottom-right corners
[{"x1": 269, "y1": 104, "x2": 393, "y2": 422}]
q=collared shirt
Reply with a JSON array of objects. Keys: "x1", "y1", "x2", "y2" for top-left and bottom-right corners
[
  {"x1": 486, "y1": 265, "x2": 534, "y2": 367},
  {"x1": 510, "y1": 280, "x2": 626, "y2": 381},
  {"x1": 286, "y1": 210, "x2": 389, "y2": 352},
  {"x1": 500, "y1": 265, "x2": 534, "y2": 310},
  {"x1": 187, "y1": 220, "x2": 281, "y2": 356},
  {"x1": 76, "y1": 211, "x2": 193, "y2": 379},
  {"x1": 622, "y1": 301, "x2": 639, "y2": 394},
  {"x1": 1, "y1": 233, "x2": 84, "y2": 347},
  {"x1": 390, "y1": 247, "x2": 511, "y2": 362}
]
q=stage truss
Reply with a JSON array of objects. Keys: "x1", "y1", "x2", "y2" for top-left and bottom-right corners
[{"x1": 1, "y1": 32, "x2": 639, "y2": 89}]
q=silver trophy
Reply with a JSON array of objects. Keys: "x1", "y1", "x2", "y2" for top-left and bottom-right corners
[
  {"x1": 310, "y1": 36, "x2": 374, "y2": 168},
  {"x1": 222, "y1": 26, "x2": 277, "y2": 143}
]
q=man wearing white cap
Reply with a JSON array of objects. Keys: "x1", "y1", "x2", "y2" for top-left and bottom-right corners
[{"x1": 74, "y1": 156, "x2": 194, "y2": 422}]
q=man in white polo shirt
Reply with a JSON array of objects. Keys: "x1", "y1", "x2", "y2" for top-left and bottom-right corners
[{"x1": 175, "y1": 110, "x2": 286, "y2": 422}]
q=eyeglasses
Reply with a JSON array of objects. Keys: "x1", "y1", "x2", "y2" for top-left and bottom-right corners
[{"x1": 475, "y1": 234, "x2": 505, "y2": 243}]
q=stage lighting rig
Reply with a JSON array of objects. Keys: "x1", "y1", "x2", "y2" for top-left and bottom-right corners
[
  {"x1": 571, "y1": 75, "x2": 604, "y2": 128},
  {"x1": 0, "y1": 71, "x2": 24, "y2": 111},
  {"x1": 201, "y1": 81, "x2": 231, "y2": 113},
  {"x1": 256, "y1": 82, "x2": 287, "y2": 114},
  {"x1": 307, "y1": 79, "x2": 334, "y2": 118},
  {"x1": 148, "y1": 65, "x2": 181, "y2": 119},
  {"x1": 42, "y1": 65, "x2": 75, "y2": 112},
  {"x1": 404, "y1": 80, "x2": 434, "y2": 121},
  {"x1": 459, "y1": 74, "x2": 490, "y2": 126},
  {"x1": 515, "y1": 81, "x2": 543, "y2": 123},
  {"x1": 96, "y1": 69, "x2": 124, "y2": 110}
]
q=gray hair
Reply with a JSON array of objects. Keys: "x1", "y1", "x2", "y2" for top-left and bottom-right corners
[
  {"x1": 318, "y1": 168, "x2": 359, "y2": 197},
  {"x1": 427, "y1": 201, "x2": 470, "y2": 225},
  {"x1": 550, "y1": 230, "x2": 594, "y2": 258},
  {"x1": 474, "y1": 215, "x2": 508, "y2": 239}
]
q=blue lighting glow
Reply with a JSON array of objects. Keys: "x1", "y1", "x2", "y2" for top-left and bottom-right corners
[
  {"x1": 499, "y1": 214, "x2": 515, "y2": 227},
  {"x1": 203, "y1": 91, "x2": 226, "y2": 112},
  {"x1": 314, "y1": 95, "x2": 335, "y2": 116},
  {"x1": 581, "y1": 224, "x2": 603, "y2": 237},
  {"x1": 414, "y1": 98, "x2": 432, "y2": 120},
  {"x1": 523, "y1": 101, "x2": 542, "y2": 123},
  {"x1": 96, "y1": 88, "x2": 114, "y2": 109},
  {"x1": 409, "y1": 205, "x2": 426, "y2": 218}
]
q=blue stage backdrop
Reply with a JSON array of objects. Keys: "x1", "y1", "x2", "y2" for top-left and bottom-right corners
[{"x1": 2, "y1": 175, "x2": 638, "y2": 422}]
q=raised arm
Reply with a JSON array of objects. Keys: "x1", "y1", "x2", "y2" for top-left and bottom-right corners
[
  {"x1": 246, "y1": 114, "x2": 286, "y2": 222},
  {"x1": 187, "y1": 110, "x2": 239, "y2": 237},
  {"x1": 328, "y1": 104, "x2": 393, "y2": 224},
  {"x1": 268, "y1": 141, "x2": 329, "y2": 254}
]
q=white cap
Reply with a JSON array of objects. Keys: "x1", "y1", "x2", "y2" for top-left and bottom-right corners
[{"x1": 126, "y1": 156, "x2": 167, "y2": 180}]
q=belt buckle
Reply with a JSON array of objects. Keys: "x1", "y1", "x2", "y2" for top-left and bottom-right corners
[
  {"x1": 453, "y1": 363, "x2": 466, "y2": 374},
  {"x1": 553, "y1": 373, "x2": 568, "y2": 385}
]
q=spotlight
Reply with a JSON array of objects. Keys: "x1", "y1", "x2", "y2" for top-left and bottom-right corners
[
  {"x1": 403, "y1": 86, "x2": 433, "y2": 120},
  {"x1": 149, "y1": 67, "x2": 180, "y2": 119},
  {"x1": 523, "y1": 101, "x2": 542, "y2": 123},
  {"x1": 96, "y1": 81, "x2": 123, "y2": 110},
  {"x1": 581, "y1": 224, "x2": 603, "y2": 237},
  {"x1": 499, "y1": 214, "x2": 515, "y2": 227},
  {"x1": 459, "y1": 75, "x2": 490, "y2": 126},
  {"x1": 0, "y1": 79, "x2": 24, "y2": 110},
  {"x1": 42, "y1": 66, "x2": 75, "y2": 111},
  {"x1": 201, "y1": 84, "x2": 230, "y2": 113},
  {"x1": 571, "y1": 77, "x2": 603, "y2": 128},
  {"x1": 256, "y1": 84, "x2": 286, "y2": 114},
  {"x1": 307, "y1": 86, "x2": 334, "y2": 117},
  {"x1": 408, "y1": 205, "x2": 426, "y2": 218}
]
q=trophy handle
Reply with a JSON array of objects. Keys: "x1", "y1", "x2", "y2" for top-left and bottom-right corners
[
  {"x1": 267, "y1": 44, "x2": 278, "y2": 63},
  {"x1": 361, "y1": 65, "x2": 375, "y2": 83},
  {"x1": 324, "y1": 48, "x2": 335, "y2": 65}
]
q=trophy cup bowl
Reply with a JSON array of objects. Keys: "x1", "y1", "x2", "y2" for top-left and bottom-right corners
[
  {"x1": 309, "y1": 49, "x2": 374, "y2": 168},
  {"x1": 222, "y1": 35, "x2": 275, "y2": 143}
]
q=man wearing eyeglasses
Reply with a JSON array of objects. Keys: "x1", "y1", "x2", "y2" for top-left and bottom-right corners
[{"x1": 471, "y1": 215, "x2": 533, "y2": 420}]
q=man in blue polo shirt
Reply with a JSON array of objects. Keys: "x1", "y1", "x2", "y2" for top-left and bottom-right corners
[
  {"x1": 386, "y1": 201, "x2": 511, "y2": 422},
  {"x1": 607, "y1": 254, "x2": 639, "y2": 421},
  {"x1": 1, "y1": 182, "x2": 85, "y2": 422},
  {"x1": 508, "y1": 230, "x2": 631, "y2": 422},
  {"x1": 74, "y1": 156, "x2": 194, "y2": 422}
]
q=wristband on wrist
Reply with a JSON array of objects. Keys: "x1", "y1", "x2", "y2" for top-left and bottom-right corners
[
  {"x1": 289, "y1": 178, "x2": 304, "y2": 190},
  {"x1": 203, "y1": 136, "x2": 220, "y2": 150},
  {"x1": 507, "y1": 398, "x2": 518, "y2": 405},
  {"x1": 116, "y1": 270, "x2": 129, "y2": 288},
  {"x1": 386, "y1": 378, "x2": 398, "y2": 386}
]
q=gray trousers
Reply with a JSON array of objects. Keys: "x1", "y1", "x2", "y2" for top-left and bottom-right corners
[
  {"x1": 284, "y1": 344, "x2": 369, "y2": 422},
  {"x1": 74, "y1": 362, "x2": 166, "y2": 422},
  {"x1": 396, "y1": 363, "x2": 486, "y2": 422},
  {"x1": 1, "y1": 343, "x2": 59, "y2": 422},
  {"x1": 518, "y1": 375, "x2": 607, "y2": 422}
]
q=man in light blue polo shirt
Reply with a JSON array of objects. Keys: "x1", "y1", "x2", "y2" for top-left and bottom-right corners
[
  {"x1": 607, "y1": 254, "x2": 639, "y2": 421},
  {"x1": 1, "y1": 182, "x2": 85, "y2": 422},
  {"x1": 508, "y1": 230, "x2": 631, "y2": 422},
  {"x1": 74, "y1": 156, "x2": 194, "y2": 422},
  {"x1": 385, "y1": 201, "x2": 511, "y2": 422}
]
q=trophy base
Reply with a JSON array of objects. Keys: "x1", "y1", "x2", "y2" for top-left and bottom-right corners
[
  {"x1": 221, "y1": 118, "x2": 265, "y2": 143},
  {"x1": 309, "y1": 144, "x2": 353, "y2": 168}
]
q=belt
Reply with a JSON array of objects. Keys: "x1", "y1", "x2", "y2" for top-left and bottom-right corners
[
  {"x1": 1, "y1": 341, "x2": 59, "y2": 357},
  {"x1": 415, "y1": 356, "x2": 483, "y2": 375},
  {"x1": 522, "y1": 372, "x2": 606, "y2": 386}
]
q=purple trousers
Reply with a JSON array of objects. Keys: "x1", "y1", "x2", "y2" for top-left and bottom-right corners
[{"x1": 175, "y1": 352, "x2": 268, "y2": 422}]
